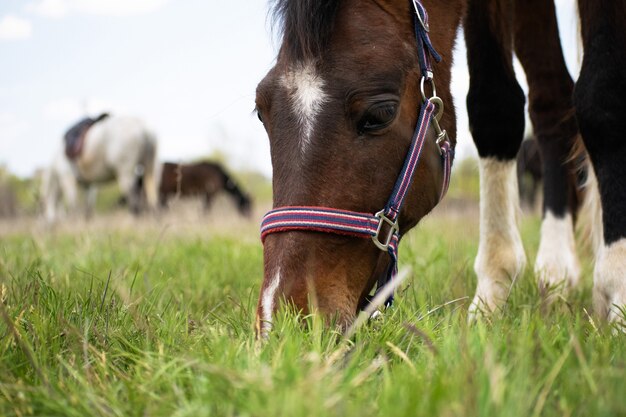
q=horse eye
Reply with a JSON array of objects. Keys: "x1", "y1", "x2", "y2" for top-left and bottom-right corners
[
  {"x1": 255, "y1": 108, "x2": 264, "y2": 124},
  {"x1": 357, "y1": 101, "x2": 398, "y2": 134}
]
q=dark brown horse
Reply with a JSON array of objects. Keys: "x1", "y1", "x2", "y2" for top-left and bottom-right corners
[
  {"x1": 517, "y1": 137, "x2": 588, "y2": 212},
  {"x1": 517, "y1": 138, "x2": 544, "y2": 209},
  {"x1": 255, "y1": 0, "x2": 626, "y2": 334},
  {"x1": 158, "y1": 161, "x2": 251, "y2": 216}
]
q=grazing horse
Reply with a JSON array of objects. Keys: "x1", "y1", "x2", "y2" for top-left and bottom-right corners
[
  {"x1": 255, "y1": 0, "x2": 626, "y2": 334},
  {"x1": 158, "y1": 161, "x2": 252, "y2": 216},
  {"x1": 42, "y1": 115, "x2": 158, "y2": 222}
]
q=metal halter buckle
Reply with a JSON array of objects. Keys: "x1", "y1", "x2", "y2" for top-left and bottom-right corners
[
  {"x1": 436, "y1": 130, "x2": 450, "y2": 155},
  {"x1": 372, "y1": 210, "x2": 399, "y2": 251},
  {"x1": 426, "y1": 96, "x2": 447, "y2": 155},
  {"x1": 430, "y1": 116, "x2": 448, "y2": 156},
  {"x1": 428, "y1": 96, "x2": 444, "y2": 121}
]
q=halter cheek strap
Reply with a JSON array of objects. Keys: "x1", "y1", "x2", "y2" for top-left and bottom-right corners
[{"x1": 260, "y1": 0, "x2": 453, "y2": 308}]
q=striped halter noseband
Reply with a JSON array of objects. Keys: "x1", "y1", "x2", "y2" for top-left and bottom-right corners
[{"x1": 260, "y1": 0, "x2": 453, "y2": 308}]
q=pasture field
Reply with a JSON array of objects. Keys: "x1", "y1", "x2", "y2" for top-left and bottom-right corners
[{"x1": 0, "y1": 200, "x2": 625, "y2": 417}]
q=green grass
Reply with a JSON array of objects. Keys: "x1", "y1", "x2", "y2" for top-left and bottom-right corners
[{"x1": 0, "y1": 212, "x2": 625, "y2": 417}]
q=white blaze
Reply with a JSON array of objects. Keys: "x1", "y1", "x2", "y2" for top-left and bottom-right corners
[
  {"x1": 281, "y1": 63, "x2": 327, "y2": 149},
  {"x1": 260, "y1": 268, "x2": 282, "y2": 335}
]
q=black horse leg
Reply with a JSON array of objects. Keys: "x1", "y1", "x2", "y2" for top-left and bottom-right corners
[
  {"x1": 575, "y1": 0, "x2": 626, "y2": 324},
  {"x1": 465, "y1": 0, "x2": 527, "y2": 319},
  {"x1": 514, "y1": 0, "x2": 582, "y2": 292}
]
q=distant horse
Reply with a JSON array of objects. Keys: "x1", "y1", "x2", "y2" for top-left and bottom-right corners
[
  {"x1": 158, "y1": 161, "x2": 252, "y2": 216},
  {"x1": 517, "y1": 139, "x2": 543, "y2": 209},
  {"x1": 254, "y1": 0, "x2": 625, "y2": 335},
  {"x1": 517, "y1": 138, "x2": 588, "y2": 213},
  {"x1": 42, "y1": 115, "x2": 158, "y2": 222}
]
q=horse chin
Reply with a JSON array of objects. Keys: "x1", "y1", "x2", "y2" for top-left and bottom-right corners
[{"x1": 257, "y1": 232, "x2": 383, "y2": 334}]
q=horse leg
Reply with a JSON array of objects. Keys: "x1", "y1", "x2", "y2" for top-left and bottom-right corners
[
  {"x1": 117, "y1": 172, "x2": 140, "y2": 215},
  {"x1": 575, "y1": 0, "x2": 626, "y2": 325},
  {"x1": 59, "y1": 170, "x2": 78, "y2": 218},
  {"x1": 42, "y1": 168, "x2": 60, "y2": 223},
  {"x1": 159, "y1": 192, "x2": 168, "y2": 209},
  {"x1": 203, "y1": 191, "x2": 217, "y2": 212},
  {"x1": 514, "y1": 0, "x2": 581, "y2": 292},
  {"x1": 143, "y1": 167, "x2": 157, "y2": 212},
  {"x1": 529, "y1": 175, "x2": 539, "y2": 210},
  {"x1": 516, "y1": 148, "x2": 529, "y2": 209},
  {"x1": 141, "y1": 139, "x2": 158, "y2": 212},
  {"x1": 85, "y1": 185, "x2": 98, "y2": 220},
  {"x1": 465, "y1": 0, "x2": 527, "y2": 320}
]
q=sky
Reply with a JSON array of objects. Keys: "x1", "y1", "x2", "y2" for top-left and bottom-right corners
[{"x1": 0, "y1": 0, "x2": 580, "y2": 178}]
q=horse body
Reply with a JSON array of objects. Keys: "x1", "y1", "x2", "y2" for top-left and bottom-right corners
[
  {"x1": 43, "y1": 115, "x2": 158, "y2": 221},
  {"x1": 158, "y1": 161, "x2": 251, "y2": 216},
  {"x1": 257, "y1": 0, "x2": 626, "y2": 334}
]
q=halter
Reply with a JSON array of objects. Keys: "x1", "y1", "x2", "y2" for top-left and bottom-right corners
[{"x1": 261, "y1": 0, "x2": 453, "y2": 308}]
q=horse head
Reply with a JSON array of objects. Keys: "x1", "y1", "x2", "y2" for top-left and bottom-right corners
[{"x1": 255, "y1": 0, "x2": 461, "y2": 335}]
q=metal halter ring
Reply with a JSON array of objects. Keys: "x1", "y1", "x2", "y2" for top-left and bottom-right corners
[{"x1": 420, "y1": 76, "x2": 437, "y2": 103}]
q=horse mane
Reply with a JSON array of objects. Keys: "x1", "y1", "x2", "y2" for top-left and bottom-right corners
[{"x1": 271, "y1": 0, "x2": 341, "y2": 62}]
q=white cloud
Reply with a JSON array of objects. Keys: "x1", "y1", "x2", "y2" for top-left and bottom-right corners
[
  {"x1": 0, "y1": 15, "x2": 33, "y2": 40},
  {"x1": 27, "y1": 0, "x2": 169, "y2": 18}
]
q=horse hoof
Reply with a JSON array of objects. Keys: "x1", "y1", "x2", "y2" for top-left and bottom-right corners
[
  {"x1": 593, "y1": 239, "x2": 626, "y2": 331},
  {"x1": 470, "y1": 238, "x2": 526, "y2": 323},
  {"x1": 534, "y1": 212, "x2": 581, "y2": 295},
  {"x1": 467, "y1": 278, "x2": 513, "y2": 324}
]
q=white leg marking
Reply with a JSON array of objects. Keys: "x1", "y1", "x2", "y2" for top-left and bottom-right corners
[
  {"x1": 261, "y1": 269, "x2": 281, "y2": 336},
  {"x1": 594, "y1": 239, "x2": 626, "y2": 326},
  {"x1": 281, "y1": 63, "x2": 327, "y2": 149},
  {"x1": 469, "y1": 158, "x2": 527, "y2": 321},
  {"x1": 535, "y1": 211, "x2": 581, "y2": 290},
  {"x1": 579, "y1": 161, "x2": 604, "y2": 257}
]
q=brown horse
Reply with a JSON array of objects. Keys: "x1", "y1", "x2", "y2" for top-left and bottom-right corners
[
  {"x1": 517, "y1": 138, "x2": 588, "y2": 212},
  {"x1": 517, "y1": 138, "x2": 543, "y2": 209},
  {"x1": 255, "y1": 0, "x2": 626, "y2": 335},
  {"x1": 158, "y1": 161, "x2": 252, "y2": 216}
]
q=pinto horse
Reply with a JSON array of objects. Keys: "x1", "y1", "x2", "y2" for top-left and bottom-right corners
[
  {"x1": 158, "y1": 161, "x2": 252, "y2": 216},
  {"x1": 42, "y1": 115, "x2": 158, "y2": 221},
  {"x1": 255, "y1": 0, "x2": 626, "y2": 334}
]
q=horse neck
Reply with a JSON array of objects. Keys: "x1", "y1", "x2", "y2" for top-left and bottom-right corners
[{"x1": 221, "y1": 170, "x2": 245, "y2": 202}]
